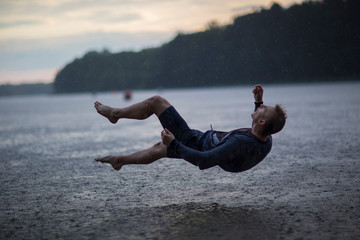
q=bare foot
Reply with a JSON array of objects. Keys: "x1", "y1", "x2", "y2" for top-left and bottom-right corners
[
  {"x1": 94, "y1": 101, "x2": 118, "y2": 124},
  {"x1": 95, "y1": 155, "x2": 124, "y2": 170}
]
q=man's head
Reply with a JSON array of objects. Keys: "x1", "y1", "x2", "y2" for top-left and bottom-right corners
[{"x1": 251, "y1": 104, "x2": 287, "y2": 135}]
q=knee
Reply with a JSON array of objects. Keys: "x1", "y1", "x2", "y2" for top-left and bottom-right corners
[
  {"x1": 148, "y1": 95, "x2": 167, "y2": 106},
  {"x1": 147, "y1": 95, "x2": 171, "y2": 115},
  {"x1": 153, "y1": 141, "x2": 167, "y2": 155}
]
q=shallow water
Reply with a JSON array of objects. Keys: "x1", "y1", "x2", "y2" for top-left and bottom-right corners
[{"x1": 1, "y1": 82, "x2": 360, "y2": 239}]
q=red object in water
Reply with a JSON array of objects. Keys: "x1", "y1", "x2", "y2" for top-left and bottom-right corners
[{"x1": 124, "y1": 90, "x2": 132, "y2": 100}]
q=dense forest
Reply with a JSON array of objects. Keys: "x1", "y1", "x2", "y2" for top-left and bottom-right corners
[{"x1": 54, "y1": 0, "x2": 360, "y2": 93}]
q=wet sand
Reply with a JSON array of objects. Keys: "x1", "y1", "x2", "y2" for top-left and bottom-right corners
[
  {"x1": 1, "y1": 136, "x2": 359, "y2": 240},
  {"x1": 1, "y1": 192, "x2": 359, "y2": 240},
  {"x1": 1, "y1": 83, "x2": 360, "y2": 239}
]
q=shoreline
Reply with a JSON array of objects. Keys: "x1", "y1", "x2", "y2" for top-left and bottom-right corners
[{"x1": 1, "y1": 79, "x2": 359, "y2": 97}]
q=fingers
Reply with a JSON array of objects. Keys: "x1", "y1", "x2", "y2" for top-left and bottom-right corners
[
  {"x1": 255, "y1": 85, "x2": 262, "y2": 91},
  {"x1": 161, "y1": 128, "x2": 175, "y2": 146},
  {"x1": 253, "y1": 86, "x2": 263, "y2": 93},
  {"x1": 161, "y1": 129, "x2": 166, "y2": 143},
  {"x1": 253, "y1": 85, "x2": 262, "y2": 94},
  {"x1": 161, "y1": 128, "x2": 171, "y2": 136}
]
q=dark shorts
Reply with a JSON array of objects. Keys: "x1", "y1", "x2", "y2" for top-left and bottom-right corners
[{"x1": 158, "y1": 106, "x2": 204, "y2": 157}]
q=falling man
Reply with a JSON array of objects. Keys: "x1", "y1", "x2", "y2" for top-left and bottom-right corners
[{"x1": 94, "y1": 85, "x2": 286, "y2": 173}]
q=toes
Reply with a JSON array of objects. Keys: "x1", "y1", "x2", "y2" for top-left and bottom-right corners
[
  {"x1": 94, "y1": 101, "x2": 102, "y2": 108},
  {"x1": 95, "y1": 156, "x2": 114, "y2": 163},
  {"x1": 95, "y1": 157, "x2": 107, "y2": 163}
]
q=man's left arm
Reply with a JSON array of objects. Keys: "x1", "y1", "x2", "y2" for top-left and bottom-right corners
[
  {"x1": 167, "y1": 137, "x2": 244, "y2": 171},
  {"x1": 162, "y1": 128, "x2": 243, "y2": 171}
]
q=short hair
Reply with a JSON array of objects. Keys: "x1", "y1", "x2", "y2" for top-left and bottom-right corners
[{"x1": 265, "y1": 104, "x2": 287, "y2": 135}]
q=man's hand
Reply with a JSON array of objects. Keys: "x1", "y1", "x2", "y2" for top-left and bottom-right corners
[
  {"x1": 161, "y1": 128, "x2": 175, "y2": 146},
  {"x1": 252, "y1": 85, "x2": 263, "y2": 103}
]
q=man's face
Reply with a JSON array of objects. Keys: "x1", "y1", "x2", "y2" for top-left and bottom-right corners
[{"x1": 251, "y1": 104, "x2": 276, "y2": 123}]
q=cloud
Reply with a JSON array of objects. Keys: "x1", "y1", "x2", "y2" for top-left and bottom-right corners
[
  {"x1": 231, "y1": 5, "x2": 262, "y2": 13},
  {"x1": 0, "y1": 69, "x2": 57, "y2": 85},
  {"x1": 0, "y1": 20, "x2": 44, "y2": 29},
  {"x1": 87, "y1": 11, "x2": 142, "y2": 23},
  {"x1": 0, "y1": 30, "x2": 175, "y2": 84},
  {"x1": 0, "y1": 30, "x2": 174, "y2": 70}
]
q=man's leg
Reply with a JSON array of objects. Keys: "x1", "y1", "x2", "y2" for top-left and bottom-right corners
[
  {"x1": 94, "y1": 95, "x2": 171, "y2": 124},
  {"x1": 95, "y1": 142, "x2": 167, "y2": 170}
]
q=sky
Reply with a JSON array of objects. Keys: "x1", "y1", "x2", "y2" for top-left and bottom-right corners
[{"x1": 0, "y1": 0, "x2": 305, "y2": 85}]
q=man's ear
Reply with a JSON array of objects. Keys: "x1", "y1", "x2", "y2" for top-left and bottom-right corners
[{"x1": 259, "y1": 119, "x2": 266, "y2": 126}]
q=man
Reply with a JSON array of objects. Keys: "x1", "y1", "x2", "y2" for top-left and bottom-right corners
[{"x1": 94, "y1": 85, "x2": 286, "y2": 173}]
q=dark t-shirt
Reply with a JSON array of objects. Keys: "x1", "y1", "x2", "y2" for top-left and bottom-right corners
[
  {"x1": 168, "y1": 128, "x2": 272, "y2": 172},
  {"x1": 161, "y1": 101, "x2": 272, "y2": 173}
]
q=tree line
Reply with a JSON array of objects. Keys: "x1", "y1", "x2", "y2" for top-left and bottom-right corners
[
  {"x1": 54, "y1": 0, "x2": 360, "y2": 93},
  {"x1": 0, "y1": 83, "x2": 53, "y2": 97}
]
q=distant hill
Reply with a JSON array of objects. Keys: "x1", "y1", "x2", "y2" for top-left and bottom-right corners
[
  {"x1": 0, "y1": 83, "x2": 53, "y2": 97},
  {"x1": 54, "y1": 0, "x2": 360, "y2": 93}
]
